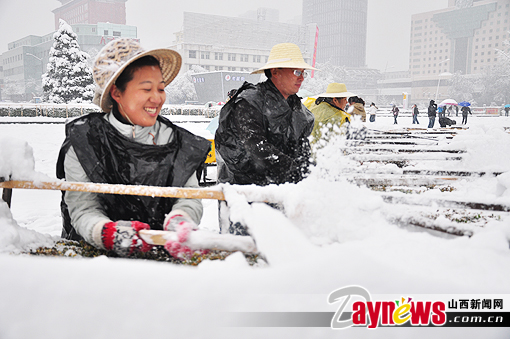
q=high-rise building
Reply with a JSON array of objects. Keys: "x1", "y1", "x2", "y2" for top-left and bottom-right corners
[
  {"x1": 53, "y1": 0, "x2": 127, "y2": 27},
  {"x1": 409, "y1": 0, "x2": 510, "y2": 102},
  {"x1": 302, "y1": 0, "x2": 368, "y2": 68}
]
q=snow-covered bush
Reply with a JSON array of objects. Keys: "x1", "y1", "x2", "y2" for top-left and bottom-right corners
[
  {"x1": 42, "y1": 19, "x2": 94, "y2": 104},
  {"x1": 165, "y1": 65, "x2": 206, "y2": 104}
]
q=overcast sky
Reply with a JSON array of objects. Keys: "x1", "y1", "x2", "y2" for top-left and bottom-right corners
[{"x1": 1, "y1": 0, "x2": 448, "y2": 72}]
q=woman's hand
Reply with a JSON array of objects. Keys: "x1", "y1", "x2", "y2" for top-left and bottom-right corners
[{"x1": 101, "y1": 220, "x2": 153, "y2": 256}]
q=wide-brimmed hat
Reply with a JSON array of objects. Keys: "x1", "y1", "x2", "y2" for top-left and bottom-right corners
[
  {"x1": 317, "y1": 83, "x2": 356, "y2": 98},
  {"x1": 251, "y1": 43, "x2": 317, "y2": 74},
  {"x1": 92, "y1": 38, "x2": 181, "y2": 113}
]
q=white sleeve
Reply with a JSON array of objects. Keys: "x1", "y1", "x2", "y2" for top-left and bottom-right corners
[
  {"x1": 169, "y1": 172, "x2": 203, "y2": 225},
  {"x1": 63, "y1": 146, "x2": 110, "y2": 246}
]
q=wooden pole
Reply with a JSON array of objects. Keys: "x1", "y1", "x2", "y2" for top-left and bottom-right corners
[{"x1": 0, "y1": 180, "x2": 226, "y2": 200}]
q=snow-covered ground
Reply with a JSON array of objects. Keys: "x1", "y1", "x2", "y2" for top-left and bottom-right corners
[{"x1": 0, "y1": 113, "x2": 509, "y2": 339}]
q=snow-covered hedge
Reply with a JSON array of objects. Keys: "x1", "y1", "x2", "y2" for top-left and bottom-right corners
[
  {"x1": 0, "y1": 105, "x2": 100, "y2": 118},
  {"x1": 0, "y1": 104, "x2": 220, "y2": 118}
]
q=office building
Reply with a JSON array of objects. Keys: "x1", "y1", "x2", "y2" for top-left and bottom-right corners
[
  {"x1": 302, "y1": 0, "x2": 368, "y2": 68},
  {"x1": 1, "y1": 0, "x2": 135, "y2": 102},
  {"x1": 170, "y1": 11, "x2": 317, "y2": 75},
  {"x1": 409, "y1": 0, "x2": 510, "y2": 102},
  {"x1": 53, "y1": 0, "x2": 127, "y2": 27}
]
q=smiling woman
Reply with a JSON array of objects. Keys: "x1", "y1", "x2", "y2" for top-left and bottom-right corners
[
  {"x1": 56, "y1": 38, "x2": 212, "y2": 259},
  {"x1": 110, "y1": 57, "x2": 166, "y2": 127}
]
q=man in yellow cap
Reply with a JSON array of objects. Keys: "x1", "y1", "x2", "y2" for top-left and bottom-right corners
[{"x1": 214, "y1": 43, "x2": 316, "y2": 235}]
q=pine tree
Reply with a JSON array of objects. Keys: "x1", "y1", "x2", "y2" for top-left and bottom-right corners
[{"x1": 42, "y1": 19, "x2": 94, "y2": 103}]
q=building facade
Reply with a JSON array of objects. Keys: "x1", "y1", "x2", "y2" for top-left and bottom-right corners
[
  {"x1": 409, "y1": 0, "x2": 510, "y2": 103},
  {"x1": 170, "y1": 11, "x2": 317, "y2": 75},
  {"x1": 0, "y1": 0, "x2": 134, "y2": 102},
  {"x1": 53, "y1": 0, "x2": 127, "y2": 28},
  {"x1": 302, "y1": 0, "x2": 368, "y2": 68}
]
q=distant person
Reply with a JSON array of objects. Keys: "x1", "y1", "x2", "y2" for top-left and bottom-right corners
[
  {"x1": 455, "y1": 105, "x2": 459, "y2": 116},
  {"x1": 461, "y1": 105, "x2": 472, "y2": 124},
  {"x1": 368, "y1": 102, "x2": 377, "y2": 122},
  {"x1": 226, "y1": 89, "x2": 237, "y2": 102},
  {"x1": 391, "y1": 104, "x2": 399, "y2": 124},
  {"x1": 348, "y1": 96, "x2": 366, "y2": 122},
  {"x1": 447, "y1": 105, "x2": 453, "y2": 117},
  {"x1": 308, "y1": 83, "x2": 355, "y2": 145},
  {"x1": 428, "y1": 100, "x2": 437, "y2": 128},
  {"x1": 504, "y1": 106, "x2": 510, "y2": 117},
  {"x1": 437, "y1": 106, "x2": 444, "y2": 119},
  {"x1": 412, "y1": 104, "x2": 419, "y2": 124}
]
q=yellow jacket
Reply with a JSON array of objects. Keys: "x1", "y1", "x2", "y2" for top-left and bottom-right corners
[{"x1": 304, "y1": 98, "x2": 351, "y2": 145}]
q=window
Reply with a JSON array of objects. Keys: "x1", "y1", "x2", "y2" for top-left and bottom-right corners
[
  {"x1": 228, "y1": 53, "x2": 236, "y2": 61},
  {"x1": 253, "y1": 55, "x2": 261, "y2": 63},
  {"x1": 215, "y1": 52, "x2": 223, "y2": 60},
  {"x1": 201, "y1": 52, "x2": 210, "y2": 59},
  {"x1": 104, "y1": 30, "x2": 108, "y2": 35},
  {"x1": 241, "y1": 54, "x2": 249, "y2": 62},
  {"x1": 113, "y1": 31, "x2": 121, "y2": 37},
  {"x1": 189, "y1": 50, "x2": 197, "y2": 58}
]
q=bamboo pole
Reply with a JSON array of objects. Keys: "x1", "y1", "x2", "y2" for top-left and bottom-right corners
[{"x1": 0, "y1": 180, "x2": 226, "y2": 201}]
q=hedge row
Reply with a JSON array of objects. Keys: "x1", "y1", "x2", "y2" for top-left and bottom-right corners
[
  {"x1": 0, "y1": 106, "x2": 100, "y2": 118},
  {"x1": 0, "y1": 106, "x2": 219, "y2": 118}
]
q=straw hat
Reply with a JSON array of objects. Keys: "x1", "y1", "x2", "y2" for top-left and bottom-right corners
[
  {"x1": 317, "y1": 83, "x2": 356, "y2": 98},
  {"x1": 251, "y1": 43, "x2": 317, "y2": 74},
  {"x1": 92, "y1": 38, "x2": 181, "y2": 113}
]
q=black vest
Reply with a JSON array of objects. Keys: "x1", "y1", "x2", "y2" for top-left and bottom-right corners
[{"x1": 56, "y1": 113, "x2": 211, "y2": 240}]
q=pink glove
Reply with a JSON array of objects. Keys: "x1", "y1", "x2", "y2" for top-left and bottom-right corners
[
  {"x1": 101, "y1": 220, "x2": 153, "y2": 257},
  {"x1": 163, "y1": 214, "x2": 207, "y2": 260}
]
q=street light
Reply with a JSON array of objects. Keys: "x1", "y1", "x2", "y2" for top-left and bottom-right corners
[
  {"x1": 25, "y1": 53, "x2": 45, "y2": 102},
  {"x1": 434, "y1": 59, "x2": 451, "y2": 102},
  {"x1": 25, "y1": 53, "x2": 44, "y2": 75}
]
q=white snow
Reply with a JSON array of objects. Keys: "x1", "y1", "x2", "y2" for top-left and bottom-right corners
[{"x1": 0, "y1": 114, "x2": 509, "y2": 338}]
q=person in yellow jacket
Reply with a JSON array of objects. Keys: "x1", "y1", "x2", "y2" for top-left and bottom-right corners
[{"x1": 305, "y1": 83, "x2": 356, "y2": 146}]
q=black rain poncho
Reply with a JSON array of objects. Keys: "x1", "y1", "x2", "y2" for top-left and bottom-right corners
[
  {"x1": 214, "y1": 80, "x2": 314, "y2": 186},
  {"x1": 56, "y1": 113, "x2": 211, "y2": 240}
]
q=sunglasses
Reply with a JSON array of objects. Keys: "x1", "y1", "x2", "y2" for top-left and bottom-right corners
[{"x1": 292, "y1": 69, "x2": 308, "y2": 78}]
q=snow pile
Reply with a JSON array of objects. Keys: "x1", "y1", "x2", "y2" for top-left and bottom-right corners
[
  {"x1": 447, "y1": 125, "x2": 510, "y2": 172},
  {"x1": 0, "y1": 138, "x2": 36, "y2": 181},
  {"x1": 497, "y1": 171, "x2": 510, "y2": 197},
  {"x1": 0, "y1": 116, "x2": 509, "y2": 338},
  {"x1": 0, "y1": 137, "x2": 56, "y2": 253},
  {"x1": 0, "y1": 203, "x2": 55, "y2": 254}
]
